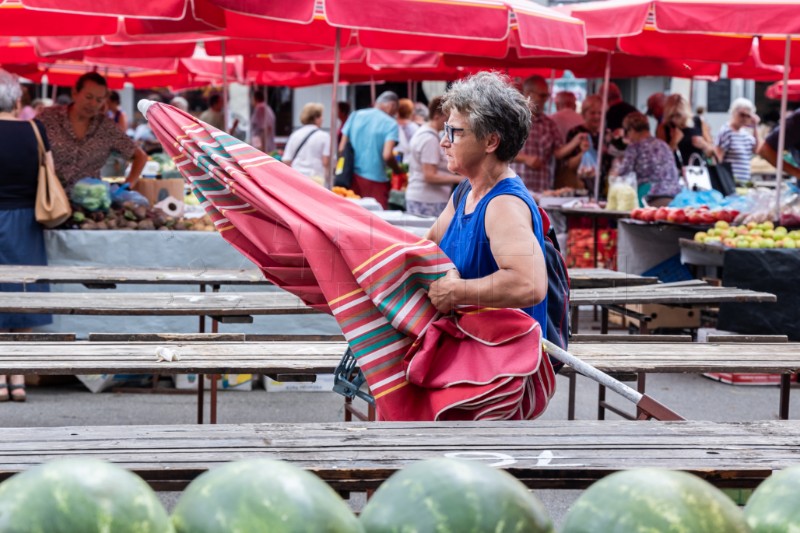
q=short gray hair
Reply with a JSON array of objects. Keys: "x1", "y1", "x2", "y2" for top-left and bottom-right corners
[
  {"x1": 375, "y1": 91, "x2": 399, "y2": 105},
  {"x1": 441, "y1": 71, "x2": 531, "y2": 163},
  {"x1": 0, "y1": 69, "x2": 22, "y2": 113}
]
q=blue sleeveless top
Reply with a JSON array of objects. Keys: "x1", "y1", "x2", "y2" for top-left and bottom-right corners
[{"x1": 439, "y1": 176, "x2": 548, "y2": 331}]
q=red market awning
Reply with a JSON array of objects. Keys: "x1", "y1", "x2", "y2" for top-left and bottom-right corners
[
  {"x1": 0, "y1": 0, "x2": 117, "y2": 36},
  {"x1": 766, "y1": 80, "x2": 800, "y2": 101},
  {"x1": 654, "y1": 0, "x2": 800, "y2": 35}
]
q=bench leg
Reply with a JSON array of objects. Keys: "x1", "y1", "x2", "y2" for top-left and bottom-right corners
[
  {"x1": 571, "y1": 307, "x2": 580, "y2": 335},
  {"x1": 780, "y1": 374, "x2": 791, "y2": 420},
  {"x1": 637, "y1": 372, "x2": 646, "y2": 419},
  {"x1": 567, "y1": 374, "x2": 576, "y2": 420},
  {"x1": 344, "y1": 397, "x2": 353, "y2": 422},
  {"x1": 598, "y1": 384, "x2": 606, "y2": 420},
  {"x1": 601, "y1": 307, "x2": 609, "y2": 334},
  {"x1": 197, "y1": 375, "x2": 205, "y2": 424},
  {"x1": 210, "y1": 312, "x2": 219, "y2": 425}
]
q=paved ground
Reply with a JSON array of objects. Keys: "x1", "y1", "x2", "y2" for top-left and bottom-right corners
[{"x1": 1, "y1": 316, "x2": 797, "y2": 527}]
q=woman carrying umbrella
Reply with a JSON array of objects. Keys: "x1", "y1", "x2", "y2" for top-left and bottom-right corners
[{"x1": 426, "y1": 72, "x2": 548, "y2": 329}]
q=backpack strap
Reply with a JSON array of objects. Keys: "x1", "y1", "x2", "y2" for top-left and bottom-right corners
[{"x1": 452, "y1": 179, "x2": 470, "y2": 209}]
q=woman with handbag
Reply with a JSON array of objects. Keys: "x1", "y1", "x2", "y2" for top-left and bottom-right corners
[
  {"x1": 282, "y1": 103, "x2": 331, "y2": 185},
  {"x1": 0, "y1": 69, "x2": 56, "y2": 402}
]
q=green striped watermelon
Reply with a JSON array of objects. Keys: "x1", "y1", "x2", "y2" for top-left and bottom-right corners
[
  {"x1": 561, "y1": 468, "x2": 751, "y2": 533},
  {"x1": 0, "y1": 458, "x2": 173, "y2": 533},
  {"x1": 745, "y1": 466, "x2": 800, "y2": 532},
  {"x1": 359, "y1": 458, "x2": 554, "y2": 533},
  {"x1": 171, "y1": 459, "x2": 362, "y2": 533}
]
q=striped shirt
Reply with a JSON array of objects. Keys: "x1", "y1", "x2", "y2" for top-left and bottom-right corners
[{"x1": 716, "y1": 124, "x2": 756, "y2": 182}]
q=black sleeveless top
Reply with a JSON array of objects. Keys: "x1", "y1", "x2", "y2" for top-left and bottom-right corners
[{"x1": 665, "y1": 115, "x2": 704, "y2": 168}]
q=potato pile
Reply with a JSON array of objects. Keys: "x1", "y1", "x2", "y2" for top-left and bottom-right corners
[{"x1": 70, "y1": 202, "x2": 215, "y2": 231}]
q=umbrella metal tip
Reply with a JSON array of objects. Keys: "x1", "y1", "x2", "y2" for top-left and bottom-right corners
[{"x1": 137, "y1": 99, "x2": 157, "y2": 118}]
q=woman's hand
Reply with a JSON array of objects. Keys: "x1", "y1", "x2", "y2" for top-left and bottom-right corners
[
  {"x1": 428, "y1": 269, "x2": 462, "y2": 314},
  {"x1": 578, "y1": 133, "x2": 590, "y2": 153},
  {"x1": 670, "y1": 126, "x2": 684, "y2": 148}
]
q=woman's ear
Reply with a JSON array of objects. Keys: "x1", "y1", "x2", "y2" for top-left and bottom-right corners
[{"x1": 484, "y1": 131, "x2": 501, "y2": 155}]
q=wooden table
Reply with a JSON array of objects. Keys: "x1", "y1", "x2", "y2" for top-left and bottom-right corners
[
  {"x1": 0, "y1": 291, "x2": 314, "y2": 318},
  {"x1": 570, "y1": 280, "x2": 777, "y2": 334},
  {"x1": 0, "y1": 420, "x2": 796, "y2": 491},
  {"x1": 566, "y1": 341, "x2": 800, "y2": 420},
  {"x1": 0, "y1": 265, "x2": 269, "y2": 288},
  {"x1": 567, "y1": 268, "x2": 658, "y2": 289},
  {"x1": 0, "y1": 341, "x2": 345, "y2": 376},
  {"x1": 0, "y1": 291, "x2": 319, "y2": 424}
]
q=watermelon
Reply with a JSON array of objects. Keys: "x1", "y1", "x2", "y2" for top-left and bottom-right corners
[
  {"x1": 561, "y1": 468, "x2": 751, "y2": 533},
  {"x1": 359, "y1": 458, "x2": 553, "y2": 533},
  {"x1": 0, "y1": 458, "x2": 173, "y2": 533},
  {"x1": 745, "y1": 466, "x2": 800, "y2": 532},
  {"x1": 171, "y1": 459, "x2": 362, "y2": 533}
]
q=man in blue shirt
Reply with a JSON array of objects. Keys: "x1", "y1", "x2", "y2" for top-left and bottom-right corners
[{"x1": 339, "y1": 91, "x2": 403, "y2": 208}]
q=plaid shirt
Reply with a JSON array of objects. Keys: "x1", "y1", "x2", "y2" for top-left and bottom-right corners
[{"x1": 512, "y1": 113, "x2": 563, "y2": 193}]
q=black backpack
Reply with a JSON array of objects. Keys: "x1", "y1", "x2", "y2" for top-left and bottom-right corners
[{"x1": 452, "y1": 180, "x2": 571, "y2": 355}]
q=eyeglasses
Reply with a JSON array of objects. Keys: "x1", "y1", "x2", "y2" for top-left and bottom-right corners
[
  {"x1": 738, "y1": 112, "x2": 752, "y2": 120},
  {"x1": 444, "y1": 122, "x2": 468, "y2": 143}
]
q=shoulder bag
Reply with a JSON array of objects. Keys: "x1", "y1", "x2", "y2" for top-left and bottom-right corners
[{"x1": 30, "y1": 120, "x2": 71, "y2": 228}]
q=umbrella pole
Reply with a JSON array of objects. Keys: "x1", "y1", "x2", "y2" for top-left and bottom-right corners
[
  {"x1": 775, "y1": 37, "x2": 792, "y2": 215},
  {"x1": 548, "y1": 68, "x2": 556, "y2": 114},
  {"x1": 327, "y1": 28, "x2": 342, "y2": 190},
  {"x1": 370, "y1": 77, "x2": 376, "y2": 106},
  {"x1": 542, "y1": 340, "x2": 684, "y2": 421},
  {"x1": 221, "y1": 41, "x2": 228, "y2": 132},
  {"x1": 594, "y1": 52, "x2": 612, "y2": 201}
]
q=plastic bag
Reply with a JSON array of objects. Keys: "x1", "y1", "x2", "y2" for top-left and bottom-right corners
[
  {"x1": 578, "y1": 135, "x2": 598, "y2": 179},
  {"x1": 110, "y1": 183, "x2": 150, "y2": 208},
  {"x1": 606, "y1": 172, "x2": 638, "y2": 211},
  {"x1": 70, "y1": 178, "x2": 111, "y2": 212},
  {"x1": 668, "y1": 189, "x2": 724, "y2": 209}
]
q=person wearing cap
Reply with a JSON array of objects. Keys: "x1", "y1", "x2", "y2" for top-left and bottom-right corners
[{"x1": 339, "y1": 91, "x2": 404, "y2": 208}]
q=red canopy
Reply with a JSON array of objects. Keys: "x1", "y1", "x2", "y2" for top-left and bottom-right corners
[
  {"x1": 211, "y1": 0, "x2": 586, "y2": 57},
  {"x1": 0, "y1": 0, "x2": 117, "y2": 36},
  {"x1": 654, "y1": 0, "x2": 800, "y2": 35},
  {"x1": 766, "y1": 80, "x2": 800, "y2": 101}
]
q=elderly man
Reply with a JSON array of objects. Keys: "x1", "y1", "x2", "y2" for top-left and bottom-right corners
[
  {"x1": 513, "y1": 76, "x2": 584, "y2": 194},
  {"x1": 38, "y1": 72, "x2": 146, "y2": 192},
  {"x1": 550, "y1": 91, "x2": 584, "y2": 142},
  {"x1": 339, "y1": 91, "x2": 404, "y2": 208}
]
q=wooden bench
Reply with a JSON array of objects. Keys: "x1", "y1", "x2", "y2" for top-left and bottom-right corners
[
  {"x1": 1, "y1": 420, "x2": 795, "y2": 492},
  {"x1": 565, "y1": 339, "x2": 800, "y2": 420},
  {"x1": 570, "y1": 281, "x2": 777, "y2": 334},
  {"x1": 0, "y1": 338, "x2": 347, "y2": 424}
]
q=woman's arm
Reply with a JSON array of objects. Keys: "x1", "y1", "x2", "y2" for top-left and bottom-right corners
[
  {"x1": 422, "y1": 163, "x2": 461, "y2": 185},
  {"x1": 428, "y1": 195, "x2": 546, "y2": 312},
  {"x1": 424, "y1": 196, "x2": 456, "y2": 244}
]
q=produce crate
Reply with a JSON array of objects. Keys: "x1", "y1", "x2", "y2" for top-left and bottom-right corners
[
  {"x1": 263, "y1": 374, "x2": 335, "y2": 393},
  {"x1": 608, "y1": 303, "x2": 701, "y2": 330},
  {"x1": 702, "y1": 372, "x2": 786, "y2": 386}
]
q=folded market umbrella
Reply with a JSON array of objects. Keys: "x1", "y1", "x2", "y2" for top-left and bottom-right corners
[{"x1": 138, "y1": 99, "x2": 557, "y2": 422}]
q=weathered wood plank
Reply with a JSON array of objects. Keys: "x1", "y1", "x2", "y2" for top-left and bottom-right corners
[
  {"x1": 0, "y1": 420, "x2": 795, "y2": 490},
  {"x1": 87, "y1": 333, "x2": 247, "y2": 342},
  {"x1": 0, "y1": 333, "x2": 76, "y2": 342},
  {"x1": 571, "y1": 282, "x2": 776, "y2": 306},
  {"x1": 0, "y1": 265, "x2": 269, "y2": 286},
  {"x1": 1, "y1": 340, "x2": 800, "y2": 376},
  {"x1": 0, "y1": 292, "x2": 317, "y2": 316},
  {"x1": 568, "y1": 269, "x2": 659, "y2": 289}
]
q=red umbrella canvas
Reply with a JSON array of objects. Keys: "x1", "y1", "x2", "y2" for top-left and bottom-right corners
[{"x1": 138, "y1": 100, "x2": 556, "y2": 421}]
